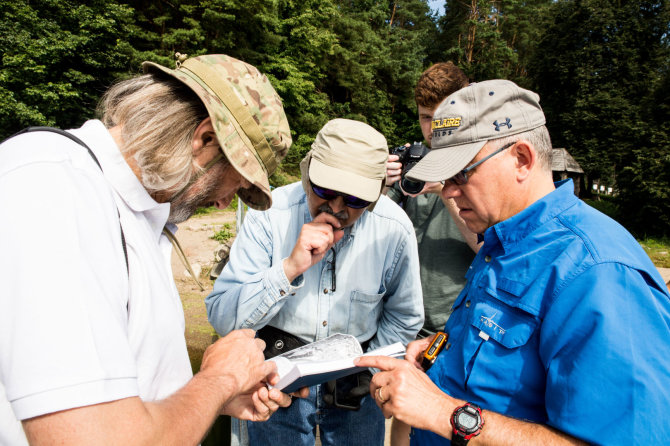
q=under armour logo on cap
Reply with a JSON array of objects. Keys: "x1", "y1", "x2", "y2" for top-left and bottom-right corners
[
  {"x1": 493, "y1": 118, "x2": 512, "y2": 131},
  {"x1": 404, "y1": 79, "x2": 546, "y2": 183}
]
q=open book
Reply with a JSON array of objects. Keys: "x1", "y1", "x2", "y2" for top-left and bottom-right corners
[{"x1": 268, "y1": 333, "x2": 405, "y2": 393}]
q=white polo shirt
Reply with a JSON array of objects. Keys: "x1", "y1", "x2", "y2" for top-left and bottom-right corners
[{"x1": 0, "y1": 120, "x2": 193, "y2": 444}]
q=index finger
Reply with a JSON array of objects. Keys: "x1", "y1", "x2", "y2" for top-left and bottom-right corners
[
  {"x1": 354, "y1": 355, "x2": 403, "y2": 371},
  {"x1": 257, "y1": 359, "x2": 277, "y2": 380},
  {"x1": 312, "y1": 212, "x2": 342, "y2": 230}
]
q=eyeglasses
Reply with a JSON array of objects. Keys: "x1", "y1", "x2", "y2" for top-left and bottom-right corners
[
  {"x1": 448, "y1": 141, "x2": 516, "y2": 185},
  {"x1": 310, "y1": 182, "x2": 371, "y2": 209}
]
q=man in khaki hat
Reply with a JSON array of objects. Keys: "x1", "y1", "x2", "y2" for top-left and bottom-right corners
[
  {"x1": 207, "y1": 118, "x2": 424, "y2": 446},
  {"x1": 356, "y1": 80, "x2": 670, "y2": 445},
  {"x1": 0, "y1": 53, "x2": 301, "y2": 445}
]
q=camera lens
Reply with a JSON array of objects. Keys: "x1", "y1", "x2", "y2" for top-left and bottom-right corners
[
  {"x1": 401, "y1": 178, "x2": 424, "y2": 194},
  {"x1": 401, "y1": 160, "x2": 424, "y2": 194}
]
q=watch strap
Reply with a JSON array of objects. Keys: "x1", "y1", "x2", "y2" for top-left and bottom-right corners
[{"x1": 451, "y1": 432, "x2": 470, "y2": 446}]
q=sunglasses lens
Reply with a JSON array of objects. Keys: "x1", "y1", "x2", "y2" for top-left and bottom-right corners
[
  {"x1": 311, "y1": 182, "x2": 370, "y2": 209},
  {"x1": 311, "y1": 184, "x2": 337, "y2": 200},
  {"x1": 344, "y1": 196, "x2": 371, "y2": 209}
]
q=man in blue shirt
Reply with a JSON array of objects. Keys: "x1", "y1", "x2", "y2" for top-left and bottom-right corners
[
  {"x1": 356, "y1": 80, "x2": 670, "y2": 445},
  {"x1": 206, "y1": 118, "x2": 424, "y2": 446}
]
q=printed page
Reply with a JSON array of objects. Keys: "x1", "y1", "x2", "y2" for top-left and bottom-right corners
[{"x1": 277, "y1": 333, "x2": 363, "y2": 364}]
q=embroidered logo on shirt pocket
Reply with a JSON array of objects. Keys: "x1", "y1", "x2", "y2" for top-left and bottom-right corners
[
  {"x1": 472, "y1": 297, "x2": 537, "y2": 348},
  {"x1": 462, "y1": 291, "x2": 542, "y2": 397}
]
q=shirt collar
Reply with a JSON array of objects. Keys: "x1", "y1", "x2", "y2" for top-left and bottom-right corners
[
  {"x1": 484, "y1": 179, "x2": 578, "y2": 253},
  {"x1": 69, "y1": 120, "x2": 170, "y2": 235}
]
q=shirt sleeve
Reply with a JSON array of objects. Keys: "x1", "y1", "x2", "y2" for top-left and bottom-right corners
[
  {"x1": 368, "y1": 224, "x2": 424, "y2": 351},
  {"x1": 0, "y1": 160, "x2": 137, "y2": 420},
  {"x1": 205, "y1": 210, "x2": 302, "y2": 335},
  {"x1": 540, "y1": 262, "x2": 670, "y2": 444}
]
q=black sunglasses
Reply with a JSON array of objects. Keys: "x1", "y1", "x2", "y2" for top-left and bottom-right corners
[
  {"x1": 448, "y1": 141, "x2": 516, "y2": 185},
  {"x1": 310, "y1": 182, "x2": 371, "y2": 209}
]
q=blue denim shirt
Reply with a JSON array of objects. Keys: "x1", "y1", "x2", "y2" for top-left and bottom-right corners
[
  {"x1": 206, "y1": 181, "x2": 424, "y2": 351},
  {"x1": 412, "y1": 180, "x2": 670, "y2": 445}
]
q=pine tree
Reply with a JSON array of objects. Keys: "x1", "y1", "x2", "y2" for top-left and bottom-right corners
[{"x1": 530, "y1": 0, "x2": 670, "y2": 236}]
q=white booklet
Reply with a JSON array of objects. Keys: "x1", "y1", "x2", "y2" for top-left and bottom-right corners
[{"x1": 267, "y1": 333, "x2": 405, "y2": 393}]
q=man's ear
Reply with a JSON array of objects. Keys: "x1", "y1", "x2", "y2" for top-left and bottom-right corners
[
  {"x1": 512, "y1": 140, "x2": 536, "y2": 182},
  {"x1": 191, "y1": 117, "x2": 218, "y2": 155}
]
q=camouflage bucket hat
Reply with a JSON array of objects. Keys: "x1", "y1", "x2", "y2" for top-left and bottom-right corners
[{"x1": 142, "y1": 53, "x2": 292, "y2": 210}]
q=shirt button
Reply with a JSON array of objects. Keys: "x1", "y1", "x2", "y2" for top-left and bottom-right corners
[
  {"x1": 324, "y1": 288, "x2": 329, "y2": 294},
  {"x1": 279, "y1": 290, "x2": 286, "y2": 296},
  {"x1": 445, "y1": 342, "x2": 451, "y2": 351},
  {"x1": 322, "y1": 320, "x2": 328, "y2": 326},
  {"x1": 465, "y1": 300, "x2": 471, "y2": 308},
  {"x1": 485, "y1": 255, "x2": 492, "y2": 262}
]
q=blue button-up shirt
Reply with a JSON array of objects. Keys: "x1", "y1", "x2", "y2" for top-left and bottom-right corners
[
  {"x1": 206, "y1": 181, "x2": 424, "y2": 351},
  {"x1": 412, "y1": 180, "x2": 670, "y2": 445}
]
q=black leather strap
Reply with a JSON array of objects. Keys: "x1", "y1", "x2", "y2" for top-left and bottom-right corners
[{"x1": 256, "y1": 325, "x2": 309, "y2": 360}]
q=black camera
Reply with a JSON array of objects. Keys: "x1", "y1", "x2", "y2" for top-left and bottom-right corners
[{"x1": 389, "y1": 141, "x2": 430, "y2": 194}]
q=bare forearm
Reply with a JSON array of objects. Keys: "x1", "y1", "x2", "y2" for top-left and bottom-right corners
[
  {"x1": 420, "y1": 398, "x2": 584, "y2": 446},
  {"x1": 472, "y1": 410, "x2": 586, "y2": 446},
  {"x1": 144, "y1": 371, "x2": 236, "y2": 445},
  {"x1": 24, "y1": 370, "x2": 239, "y2": 445}
]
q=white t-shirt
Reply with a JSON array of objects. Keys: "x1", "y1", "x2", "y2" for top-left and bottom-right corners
[{"x1": 0, "y1": 120, "x2": 193, "y2": 444}]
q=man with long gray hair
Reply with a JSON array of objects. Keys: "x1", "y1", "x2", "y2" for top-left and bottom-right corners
[{"x1": 0, "y1": 53, "x2": 303, "y2": 445}]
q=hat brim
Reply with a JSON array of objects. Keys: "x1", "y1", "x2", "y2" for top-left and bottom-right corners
[
  {"x1": 406, "y1": 140, "x2": 487, "y2": 182},
  {"x1": 143, "y1": 61, "x2": 273, "y2": 210},
  {"x1": 309, "y1": 158, "x2": 382, "y2": 203}
]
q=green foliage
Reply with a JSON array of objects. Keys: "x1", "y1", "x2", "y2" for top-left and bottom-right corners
[
  {"x1": 583, "y1": 196, "x2": 619, "y2": 220},
  {"x1": 2, "y1": 0, "x2": 668, "y2": 237},
  {"x1": 193, "y1": 206, "x2": 219, "y2": 216},
  {"x1": 530, "y1": 0, "x2": 670, "y2": 236},
  {"x1": 0, "y1": 0, "x2": 136, "y2": 138},
  {"x1": 210, "y1": 223, "x2": 234, "y2": 243}
]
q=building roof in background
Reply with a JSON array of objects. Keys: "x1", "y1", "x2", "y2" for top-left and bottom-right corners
[{"x1": 552, "y1": 148, "x2": 584, "y2": 173}]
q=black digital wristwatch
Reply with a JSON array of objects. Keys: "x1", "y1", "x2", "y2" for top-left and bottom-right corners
[{"x1": 450, "y1": 402, "x2": 484, "y2": 445}]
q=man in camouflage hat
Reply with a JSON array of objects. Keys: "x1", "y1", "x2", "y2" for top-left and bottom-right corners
[{"x1": 0, "y1": 53, "x2": 302, "y2": 445}]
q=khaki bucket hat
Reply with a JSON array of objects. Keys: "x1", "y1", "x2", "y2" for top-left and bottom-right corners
[
  {"x1": 407, "y1": 79, "x2": 546, "y2": 182},
  {"x1": 143, "y1": 53, "x2": 292, "y2": 210},
  {"x1": 306, "y1": 119, "x2": 388, "y2": 203}
]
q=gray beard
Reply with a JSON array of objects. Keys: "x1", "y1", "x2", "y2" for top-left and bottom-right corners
[
  {"x1": 167, "y1": 168, "x2": 221, "y2": 225},
  {"x1": 167, "y1": 199, "x2": 198, "y2": 224}
]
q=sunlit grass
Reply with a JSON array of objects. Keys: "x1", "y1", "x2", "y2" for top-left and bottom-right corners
[{"x1": 639, "y1": 237, "x2": 670, "y2": 268}]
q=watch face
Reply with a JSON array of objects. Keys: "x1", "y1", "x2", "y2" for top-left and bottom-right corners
[{"x1": 457, "y1": 412, "x2": 478, "y2": 431}]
